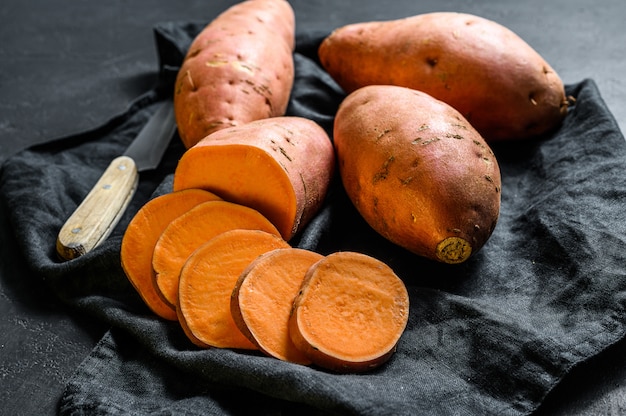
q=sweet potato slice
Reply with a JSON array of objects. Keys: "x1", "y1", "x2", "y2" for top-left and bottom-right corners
[
  {"x1": 231, "y1": 247, "x2": 324, "y2": 364},
  {"x1": 120, "y1": 189, "x2": 221, "y2": 320},
  {"x1": 177, "y1": 229, "x2": 290, "y2": 349},
  {"x1": 289, "y1": 251, "x2": 409, "y2": 373},
  {"x1": 152, "y1": 200, "x2": 281, "y2": 309},
  {"x1": 174, "y1": 0, "x2": 295, "y2": 148},
  {"x1": 173, "y1": 116, "x2": 335, "y2": 241}
]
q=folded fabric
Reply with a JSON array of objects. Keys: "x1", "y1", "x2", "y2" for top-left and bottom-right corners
[{"x1": 0, "y1": 21, "x2": 625, "y2": 416}]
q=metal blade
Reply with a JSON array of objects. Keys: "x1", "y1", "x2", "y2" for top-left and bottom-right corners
[{"x1": 124, "y1": 99, "x2": 176, "y2": 172}]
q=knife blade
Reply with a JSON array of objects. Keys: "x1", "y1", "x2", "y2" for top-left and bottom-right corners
[{"x1": 56, "y1": 99, "x2": 176, "y2": 261}]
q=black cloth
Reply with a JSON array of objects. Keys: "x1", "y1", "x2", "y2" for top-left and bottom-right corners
[{"x1": 1, "y1": 21, "x2": 625, "y2": 416}]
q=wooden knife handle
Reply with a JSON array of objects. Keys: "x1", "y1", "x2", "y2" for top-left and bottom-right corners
[{"x1": 56, "y1": 155, "x2": 138, "y2": 261}]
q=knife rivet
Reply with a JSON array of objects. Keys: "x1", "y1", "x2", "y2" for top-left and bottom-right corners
[
  {"x1": 118, "y1": 164, "x2": 127, "y2": 170},
  {"x1": 71, "y1": 227, "x2": 82, "y2": 234},
  {"x1": 102, "y1": 184, "x2": 111, "y2": 190}
]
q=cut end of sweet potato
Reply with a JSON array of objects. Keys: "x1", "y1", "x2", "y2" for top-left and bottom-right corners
[
  {"x1": 231, "y1": 247, "x2": 324, "y2": 365},
  {"x1": 435, "y1": 236, "x2": 472, "y2": 264},
  {"x1": 289, "y1": 251, "x2": 409, "y2": 373},
  {"x1": 177, "y1": 229, "x2": 290, "y2": 349},
  {"x1": 173, "y1": 116, "x2": 335, "y2": 243},
  {"x1": 173, "y1": 143, "x2": 297, "y2": 241}
]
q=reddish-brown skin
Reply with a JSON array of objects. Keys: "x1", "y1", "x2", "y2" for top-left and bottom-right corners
[
  {"x1": 319, "y1": 12, "x2": 569, "y2": 142},
  {"x1": 174, "y1": 0, "x2": 295, "y2": 148},
  {"x1": 334, "y1": 85, "x2": 501, "y2": 264}
]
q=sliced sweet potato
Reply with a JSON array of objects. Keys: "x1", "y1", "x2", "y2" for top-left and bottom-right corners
[
  {"x1": 289, "y1": 251, "x2": 409, "y2": 373},
  {"x1": 172, "y1": 116, "x2": 335, "y2": 241},
  {"x1": 120, "y1": 188, "x2": 221, "y2": 320},
  {"x1": 152, "y1": 200, "x2": 281, "y2": 309},
  {"x1": 231, "y1": 247, "x2": 324, "y2": 364},
  {"x1": 177, "y1": 229, "x2": 290, "y2": 349}
]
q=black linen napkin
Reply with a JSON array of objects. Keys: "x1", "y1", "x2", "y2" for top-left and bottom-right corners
[{"x1": 1, "y1": 21, "x2": 625, "y2": 416}]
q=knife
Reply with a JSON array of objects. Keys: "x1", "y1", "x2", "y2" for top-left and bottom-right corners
[{"x1": 56, "y1": 99, "x2": 177, "y2": 261}]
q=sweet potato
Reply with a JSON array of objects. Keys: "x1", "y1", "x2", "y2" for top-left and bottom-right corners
[
  {"x1": 177, "y1": 229, "x2": 290, "y2": 349},
  {"x1": 120, "y1": 189, "x2": 221, "y2": 320},
  {"x1": 152, "y1": 200, "x2": 281, "y2": 309},
  {"x1": 174, "y1": 0, "x2": 295, "y2": 148},
  {"x1": 289, "y1": 251, "x2": 409, "y2": 373},
  {"x1": 172, "y1": 116, "x2": 335, "y2": 241},
  {"x1": 318, "y1": 12, "x2": 569, "y2": 141},
  {"x1": 333, "y1": 85, "x2": 501, "y2": 264},
  {"x1": 231, "y1": 247, "x2": 323, "y2": 364}
]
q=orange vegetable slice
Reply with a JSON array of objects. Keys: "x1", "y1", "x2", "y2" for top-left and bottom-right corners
[
  {"x1": 289, "y1": 251, "x2": 410, "y2": 372},
  {"x1": 231, "y1": 247, "x2": 324, "y2": 364},
  {"x1": 177, "y1": 229, "x2": 290, "y2": 349}
]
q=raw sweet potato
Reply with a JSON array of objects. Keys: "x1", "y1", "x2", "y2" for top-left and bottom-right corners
[
  {"x1": 174, "y1": 0, "x2": 295, "y2": 148},
  {"x1": 289, "y1": 251, "x2": 409, "y2": 373},
  {"x1": 172, "y1": 116, "x2": 335, "y2": 241},
  {"x1": 120, "y1": 189, "x2": 221, "y2": 320},
  {"x1": 333, "y1": 85, "x2": 501, "y2": 264},
  {"x1": 231, "y1": 247, "x2": 323, "y2": 364},
  {"x1": 177, "y1": 229, "x2": 290, "y2": 349},
  {"x1": 318, "y1": 12, "x2": 569, "y2": 141},
  {"x1": 152, "y1": 200, "x2": 281, "y2": 309}
]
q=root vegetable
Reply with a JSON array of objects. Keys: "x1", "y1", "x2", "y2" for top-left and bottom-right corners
[
  {"x1": 152, "y1": 200, "x2": 281, "y2": 309},
  {"x1": 231, "y1": 247, "x2": 324, "y2": 364},
  {"x1": 333, "y1": 85, "x2": 501, "y2": 264},
  {"x1": 120, "y1": 189, "x2": 221, "y2": 320},
  {"x1": 172, "y1": 116, "x2": 335, "y2": 241},
  {"x1": 177, "y1": 229, "x2": 290, "y2": 349},
  {"x1": 174, "y1": 0, "x2": 296, "y2": 148},
  {"x1": 318, "y1": 12, "x2": 569, "y2": 141},
  {"x1": 289, "y1": 251, "x2": 409, "y2": 373}
]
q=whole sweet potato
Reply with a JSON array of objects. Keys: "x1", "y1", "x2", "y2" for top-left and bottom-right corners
[
  {"x1": 174, "y1": 0, "x2": 295, "y2": 148},
  {"x1": 319, "y1": 12, "x2": 569, "y2": 142},
  {"x1": 334, "y1": 85, "x2": 501, "y2": 264}
]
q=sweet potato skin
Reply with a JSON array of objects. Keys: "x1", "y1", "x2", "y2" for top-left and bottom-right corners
[
  {"x1": 173, "y1": 116, "x2": 335, "y2": 241},
  {"x1": 334, "y1": 85, "x2": 501, "y2": 263},
  {"x1": 174, "y1": 0, "x2": 295, "y2": 148},
  {"x1": 319, "y1": 12, "x2": 568, "y2": 141}
]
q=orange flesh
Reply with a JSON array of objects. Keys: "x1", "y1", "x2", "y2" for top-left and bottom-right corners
[
  {"x1": 172, "y1": 144, "x2": 297, "y2": 241},
  {"x1": 120, "y1": 189, "x2": 221, "y2": 320},
  {"x1": 232, "y1": 248, "x2": 324, "y2": 364},
  {"x1": 152, "y1": 200, "x2": 281, "y2": 309},
  {"x1": 177, "y1": 229, "x2": 290, "y2": 349},
  {"x1": 290, "y1": 251, "x2": 409, "y2": 371}
]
